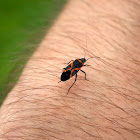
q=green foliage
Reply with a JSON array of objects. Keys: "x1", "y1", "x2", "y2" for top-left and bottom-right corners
[{"x1": 0, "y1": 0, "x2": 67, "y2": 105}]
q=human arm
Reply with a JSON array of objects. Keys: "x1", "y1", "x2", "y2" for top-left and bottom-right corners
[{"x1": 0, "y1": 0, "x2": 140, "y2": 139}]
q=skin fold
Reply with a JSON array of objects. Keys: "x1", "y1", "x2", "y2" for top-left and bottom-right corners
[{"x1": 0, "y1": 0, "x2": 140, "y2": 139}]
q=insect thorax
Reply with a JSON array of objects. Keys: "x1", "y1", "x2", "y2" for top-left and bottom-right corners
[
  {"x1": 72, "y1": 59, "x2": 83, "y2": 69},
  {"x1": 79, "y1": 58, "x2": 86, "y2": 63}
]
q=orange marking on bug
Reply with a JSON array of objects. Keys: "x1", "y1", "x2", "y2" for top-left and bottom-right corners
[
  {"x1": 74, "y1": 68, "x2": 81, "y2": 71},
  {"x1": 63, "y1": 62, "x2": 74, "y2": 72},
  {"x1": 70, "y1": 69, "x2": 74, "y2": 78},
  {"x1": 77, "y1": 59, "x2": 83, "y2": 63},
  {"x1": 70, "y1": 68, "x2": 81, "y2": 77}
]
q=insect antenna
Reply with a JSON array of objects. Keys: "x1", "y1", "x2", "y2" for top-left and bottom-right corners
[
  {"x1": 84, "y1": 32, "x2": 87, "y2": 59},
  {"x1": 86, "y1": 56, "x2": 100, "y2": 61},
  {"x1": 84, "y1": 48, "x2": 86, "y2": 59},
  {"x1": 84, "y1": 33, "x2": 100, "y2": 61}
]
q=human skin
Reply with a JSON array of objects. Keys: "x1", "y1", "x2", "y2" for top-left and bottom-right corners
[{"x1": 0, "y1": 0, "x2": 140, "y2": 139}]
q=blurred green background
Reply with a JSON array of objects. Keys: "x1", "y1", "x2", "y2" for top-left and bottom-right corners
[{"x1": 0, "y1": 0, "x2": 67, "y2": 106}]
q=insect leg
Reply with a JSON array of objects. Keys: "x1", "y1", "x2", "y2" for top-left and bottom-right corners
[
  {"x1": 65, "y1": 60, "x2": 74, "y2": 65},
  {"x1": 67, "y1": 74, "x2": 77, "y2": 95},
  {"x1": 83, "y1": 64, "x2": 91, "y2": 67},
  {"x1": 80, "y1": 69, "x2": 88, "y2": 80}
]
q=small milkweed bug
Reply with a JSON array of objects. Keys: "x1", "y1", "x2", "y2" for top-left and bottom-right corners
[{"x1": 58, "y1": 49, "x2": 99, "y2": 94}]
